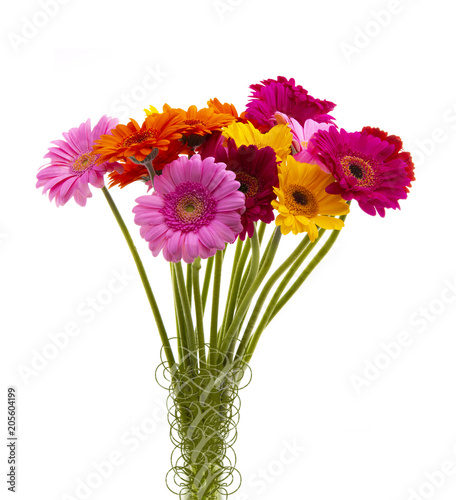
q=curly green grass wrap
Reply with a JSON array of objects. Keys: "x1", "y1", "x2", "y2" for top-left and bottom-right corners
[{"x1": 157, "y1": 345, "x2": 252, "y2": 500}]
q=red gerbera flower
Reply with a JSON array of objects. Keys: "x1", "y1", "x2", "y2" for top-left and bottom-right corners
[{"x1": 212, "y1": 139, "x2": 279, "y2": 239}]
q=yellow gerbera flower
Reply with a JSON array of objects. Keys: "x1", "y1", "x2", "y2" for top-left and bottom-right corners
[
  {"x1": 222, "y1": 121, "x2": 292, "y2": 161},
  {"x1": 144, "y1": 105, "x2": 159, "y2": 116},
  {"x1": 272, "y1": 156, "x2": 350, "y2": 241}
]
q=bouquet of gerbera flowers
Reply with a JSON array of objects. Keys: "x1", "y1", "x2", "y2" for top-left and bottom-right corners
[{"x1": 37, "y1": 76, "x2": 414, "y2": 500}]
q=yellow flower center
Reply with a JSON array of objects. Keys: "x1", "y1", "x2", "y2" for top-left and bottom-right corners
[
  {"x1": 285, "y1": 184, "x2": 318, "y2": 218},
  {"x1": 72, "y1": 152, "x2": 97, "y2": 173},
  {"x1": 341, "y1": 155, "x2": 377, "y2": 188},
  {"x1": 176, "y1": 194, "x2": 204, "y2": 222}
]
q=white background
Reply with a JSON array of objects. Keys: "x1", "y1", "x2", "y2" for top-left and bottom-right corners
[{"x1": 2, "y1": 0, "x2": 456, "y2": 499}]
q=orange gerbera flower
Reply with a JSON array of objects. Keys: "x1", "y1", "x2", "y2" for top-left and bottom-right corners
[
  {"x1": 93, "y1": 109, "x2": 185, "y2": 163},
  {"x1": 207, "y1": 98, "x2": 248, "y2": 123},
  {"x1": 108, "y1": 159, "x2": 149, "y2": 189},
  {"x1": 163, "y1": 103, "x2": 235, "y2": 137},
  {"x1": 108, "y1": 140, "x2": 192, "y2": 188}
]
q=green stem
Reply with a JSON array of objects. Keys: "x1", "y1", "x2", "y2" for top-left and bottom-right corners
[
  {"x1": 186, "y1": 263, "x2": 193, "y2": 309},
  {"x1": 192, "y1": 257, "x2": 206, "y2": 370},
  {"x1": 270, "y1": 217, "x2": 347, "y2": 323},
  {"x1": 257, "y1": 221, "x2": 267, "y2": 246},
  {"x1": 220, "y1": 228, "x2": 281, "y2": 356},
  {"x1": 226, "y1": 228, "x2": 260, "y2": 359},
  {"x1": 102, "y1": 187, "x2": 175, "y2": 369},
  {"x1": 220, "y1": 237, "x2": 244, "y2": 336},
  {"x1": 235, "y1": 234, "x2": 310, "y2": 360},
  {"x1": 243, "y1": 215, "x2": 348, "y2": 364},
  {"x1": 209, "y1": 250, "x2": 223, "y2": 368},
  {"x1": 170, "y1": 264, "x2": 186, "y2": 366},
  {"x1": 233, "y1": 238, "x2": 252, "y2": 308},
  {"x1": 242, "y1": 231, "x2": 324, "y2": 364},
  {"x1": 173, "y1": 262, "x2": 197, "y2": 366},
  {"x1": 218, "y1": 237, "x2": 251, "y2": 349},
  {"x1": 258, "y1": 224, "x2": 277, "y2": 272},
  {"x1": 236, "y1": 227, "x2": 260, "y2": 308},
  {"x1": 201, "y1": 256, "x2": 214, "y2": 314}
]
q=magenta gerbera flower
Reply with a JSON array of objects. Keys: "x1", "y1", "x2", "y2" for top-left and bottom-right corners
[
  {"x1": 309, "y1": 127, "x2": 412, "y2": 217},
  {"x1": 212, "y1": 140, "x2": 278, "y2": 240},
  {"x1": 245, "y1": 76, "x2": 336, "y2": 131},
  {"x1": 133, "y1": 155, "x2": 245, "y2": 263},
  {"x1": 37, "y1": 116, "x2": 122, "y2": 207}
]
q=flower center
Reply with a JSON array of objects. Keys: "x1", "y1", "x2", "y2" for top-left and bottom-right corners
[
  {"x1": 340, "y1": 155, "x2": 377, "y2": 188},
  {"x1": 71, "y1": 152, "x2": 98, "y2": 173},
  {"x1": 292, "y1": 191, "x2": 308, "y2": 205},
  {"x1": 349, "y1": 163, "x2": 363, "y2": 179},
  {"x1": 236, "y1": 171, "x2": 260, "y2": 198},
  {"x1": 123, "y1": 129, "x2": 154, "y2": 148},
  {"x1": 185, "y1": 119, "x2": 205, "y2": 126},
  {"x1": 285, "y1": 184, "x2": 318, "y2": 218},
  {"x1": 162, "y1": 181, "x2": 216, "y2": 232}
]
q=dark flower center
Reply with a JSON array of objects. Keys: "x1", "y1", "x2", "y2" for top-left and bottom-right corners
[
  {"x1": 292, "y1": 191, "x2": 308, "y2": 205},
  {"x1": 341, "y1": 155, "x2": 378, "y2": 188},
  {"x1": 286, "y1": 185, "x2": 318, "y2": 218},
  {"x1": 349, "y1": 163, "x2": 363, "y2": 179},
  {"x1": 236, "y1": 171, "x2": 260, "y2": 198},
  {"x1": 185, "y1": 119, "x2": 205, "y2": 126},
  {"x1": 123, "y1": 129, "x2": 154, "y2": 147}
]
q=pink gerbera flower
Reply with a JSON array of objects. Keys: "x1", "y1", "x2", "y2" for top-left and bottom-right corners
[
  {"x1": 133, "y1": 155, "x2": 245, "y2": 263},
  {"x1": 37, "y1": 116, "x2": 122, "y2": 207},
  {"x1": 245, "y1": 76, "x2": 336, "y2": 131},
  {"x1": 309, "y1": 127, "x2": 412, "y2": 217},
  {"x1": 213, "y1": 139, "x2": 279, "y2": 240},
  {"x1": 275, "y1": 113, "x2": 333, "y2": 170}
]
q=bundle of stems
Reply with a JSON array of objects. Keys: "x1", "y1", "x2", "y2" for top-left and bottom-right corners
[{"x1": 103, "y1": 186, "x2": 348, "y2": 381}]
